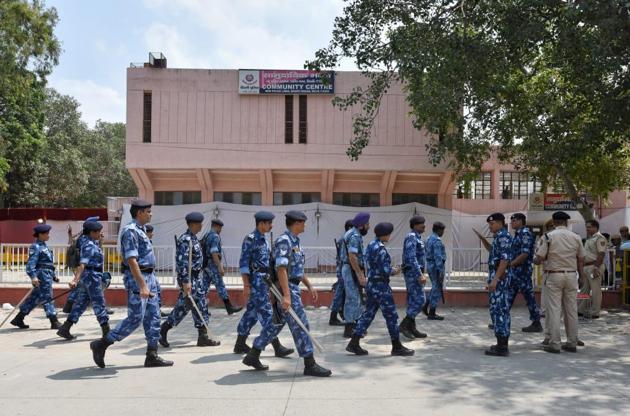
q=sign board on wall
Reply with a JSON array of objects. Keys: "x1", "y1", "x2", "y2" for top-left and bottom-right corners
[
  {"x1": 544, "y1": 193, "x2": 578, "y2": 210},
  {"x1": 529, "y1": 193, "x2": 544, "y2": 211},
  {"x1": 238, "y1": 69, "x2": 335, "y2": 94}
]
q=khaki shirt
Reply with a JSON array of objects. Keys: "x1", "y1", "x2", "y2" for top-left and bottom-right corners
[
  {"x1": 535, "y1": 226, "x2": 585, "y2": 271},
  {"x1": 583, "y1": 232, "x2": 607, "y2": 263}
]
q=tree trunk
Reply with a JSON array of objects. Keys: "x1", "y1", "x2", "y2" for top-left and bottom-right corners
[{"x1": 558, "y1": 169, "x2": 595, "y2": 222}]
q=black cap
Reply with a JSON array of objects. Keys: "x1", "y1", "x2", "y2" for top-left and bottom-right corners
[
  {"x1": 510, "y1": 212, "x2": 527, "y2": 222},
  {"x1": 84, "y1": 221, "x2": 103, "y2": 233},
  {"x1": 211, "y1": 219, "x2": 224, "y2": 226},
  {"x1": 285, "y1": 210, "x2": 307, "y2": 221},
  {"x1": 185, "y1": 212, "x2": 204, "y2": 223},
  {"x1": 410, "y1": 215, "x2": 426, "y2": 227},
  {"x1": 131, "y1": 199, "x2": 152, "y2": 208},
  {"x1": 145, "y1": 224, "x2": 154, "y2": 232},
  {"x1": 254, "y1": 211, "x2": 275, "y2": 222},
  {"x1": 33, "y1": 224, "x2": 52, "y2": 236},
  {"x1": 552, "y1": 211, "x2": 571, "y2": 221},
  {"x1": 487, "y1": 212, "x2": 505, "y2": 223},
  {"x1": 344, "y1": 219, "x2": 354, "y2": 231},
  {"x1": 433, "y1": 221, "x2": 446, "y2": 230},
  {"x1": 374, "y1": 222, "x2": 394, "y2": 237}
]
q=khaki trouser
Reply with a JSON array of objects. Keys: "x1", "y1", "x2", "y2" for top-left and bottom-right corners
[
  {"x1": 544, "y1": 272, "x2": 578, "y2": 350},
  {"x1": 578, "y1": 264, "x2": 603, "y2": 316}
]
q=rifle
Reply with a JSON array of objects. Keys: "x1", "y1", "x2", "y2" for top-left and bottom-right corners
[
  {"x1": 186, "y1": 236, "x2": 215, "y2": 338},
  {"x1": 268, "y1": 232, "x2": 285, "y2": 326}
]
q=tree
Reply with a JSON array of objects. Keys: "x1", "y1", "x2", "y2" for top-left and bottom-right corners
[
  {"x1": 0, "y1": 0, "x2": 60, "y2": 206},
  {"x1": 308, "y1": 0, "x2": 630, "y2": 220}
]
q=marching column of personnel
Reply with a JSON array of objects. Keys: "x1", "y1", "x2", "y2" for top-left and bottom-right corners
[{"x1": 6, "y1": 201, "x2": 596, "y2": 374}]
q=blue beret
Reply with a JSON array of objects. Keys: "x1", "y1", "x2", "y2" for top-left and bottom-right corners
[
  {"x1": 254, "y1": 211, "x2": 275, "y2": 222},
  {"x1": 185, "y1": 212, "x2": 204, "y2": 223},
  {"x1": 552, "y1": 211, "x2": 571, "y2": 220},
  {"x1": 33, "y1": 224, "x2": 52, "y2": 235},
  {"x1": 487, "y1": 212, "x2": 505, "y2": 222},
  {"x1": 211, "y1": 219, "x2": 224, "y2": 226},
  {"x1": 410, "y1": 215, "x2": 425, "y2": 226},
  {"x1": 510, "y1": 213, "x2": 527, "y2": 222},
  {"x1": 374, "y1": 222, "x2": 394, "y2": 237},
  {"x1": 352, "y1": 212, "x2": 370, "y2": 228},
  {"x1": 285, "y1": 210, "x2": 307, "y2": 221},
  {"x1": 145, "y1": 224, "x2": 154, "y2": 232},
  {"x1": 84, "y1": 216, "x2": 100, "y2": 222},
  {"x1": 131, "y1": 199, "x2": 152, "y2": 208},
  {"x1": 84, "y1": 221, "x2": 103, "y2": 232}
]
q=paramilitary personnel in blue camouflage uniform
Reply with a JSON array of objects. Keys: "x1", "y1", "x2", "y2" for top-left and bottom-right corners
[
  {"x1": 508, "y1": 213, "x2": 542, "y2": 333},
  {"x1": 160, "y1": 212, "x2": 220, "y2": 348},
  {"x1": 90, "y1": 199, "x2": 172, "y2": 368},
  {"x1": 399, "y1": 215, "x2": 429, "y2": 339},
  {"x1": 340, "y1": 212, "x2": 370, "y2": 338},
  {"x1": 233, "y1": 211, "x2": 293, "y2": 358},
  {"x1": 201, "y1": 219, "x2": 242, "y2": 315},
  {"x1": 346, "y1": 222, "x2": 414, "y2": 357},
  {"x1": 425, "y1": 222, "x2": 447, "y2": 320},
  {"x1": 329, "y1": 219, "x2": 353, "y2": 327},
  {"x1": 57, "y1": 221, "x2": 110, "y2": 340},
  {"x1": 11, "y1": 224, "x2": 62, "y2": 330},
  {"x1": 242, "y1": 210, "x2": 332, "y2": 377},
  {"x1": 484, "y1": 213, "x2": 513, "y2": 357}
]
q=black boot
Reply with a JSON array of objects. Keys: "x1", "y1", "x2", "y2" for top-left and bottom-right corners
[
  {"x1": 10, "y1": 311, "x2": 29, "y2": 329},
  {"x1": 272, "y1": 337, "x2": 294, "y2": 357},
  {"x1": 391, "y1": 338, "x2": 415, "y2": 356},
  {"x1": 343, "y1": 323, "x2": 355, "y2": 339},
  {"x1": 90, "y1": 337, "x2": 113, "y2": 368},
  {"x1": 422, "y1": 300, "x2": 429, "y2": 317},
  {"x1": 399, "y1": 316, "x2": 416, "y2": 339},
  {"x1": 410, "y1": 319, "x2": 428, "y2": 338},
  {"x1": 160, "y1": 310, "x2": 169, "y2": 318},
  {"x1": 522, "y1": 320, "x2": 543, "y2": 333},
  {"x1": 106, "y1": 308, "x2": 114, "y2": 315},
  {"x1": 345, "y1": 335, "x2": 368, "y2": 355},
  {"x1": 159, "y1": 321, "x2": 173, "y2": 348},
  {"x1": 233, "y1": 334, "x2": 251, "y2": 354},
  {"x1": 101, "y1": 322, "x2": 110, "y2": 337},
  {"x1": 62, "y1": 300, "x2": 74, "y2": 314},
  {"x1": 243, "y1": 347, "x2": 269, "y2": 370},
  {"x1": 197, "y1": 327, "x2": 221, "y2": 347},
  {"x1": 49, "y1": 316, "x2": 62, "y2": 330},
  {"x1": 329, "y1": 311, "x2": 344, "y2": 326},
  {"x1": 428, "y1": 307, "x2": 444, "y2": 321},
  {"x1": 56, "y1": 320, "x2": 75, "y2": 340},
  {"x1": 303, "y1": 355, "x2": 332, "y2": 377},
  {"x1": 484, "y1": 336, "x2": 509, "y2": 357},
  {"x1": 223, "y1": 298, "x2": 243, "y2": 315},
  {"x1": 144, "y1": 348, "x2": 174, "y2": 367}
]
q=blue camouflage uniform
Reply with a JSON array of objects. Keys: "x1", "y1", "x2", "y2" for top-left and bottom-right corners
[
  {"x1": 236, "y1": 230, "x2": 276, "y2": 338},
  {"x1": 105, "y1": 220, "x2": 160, "y2": 348},
  {"x1": 202, "y1": 230, "x2": 229, "y2": 300},
  {"x1": 340, "y1": 227, "x2": 365, "y2": 323},
  {"x1": 402, "y1": 231, "x2": 425, "y2": 318},
  {"x1": 508, "y1": 226, "x2": 540, "y2": 322},
  {"x1": 166, "y1": 230, "x2": 207, "y2": 328},
  {"x1": 425, "y1": 233, "x2": 446, "y2": 309},
  {"x1": 354, "y1": 239, "x2": 399, "y2": 339},
  {"x1": 68, "y1": 239, "x2": 109, "y2": 325},
  {"x1": 20, "y1": 240, "x2": 57, "y2": 318},
  {"x1": 488, "y1": 228, "x2": 513, "y2": 338},
  {"x1": 330, "y1": 232, "x2": 346, "y2": 314},
  {"x1": 253, "y1": 231, "x2": 314, "y2": 357}
]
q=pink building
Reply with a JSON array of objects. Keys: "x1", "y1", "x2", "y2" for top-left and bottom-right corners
[{"x1": 125, "y1": 60, "x2": 629, "y2": 223}]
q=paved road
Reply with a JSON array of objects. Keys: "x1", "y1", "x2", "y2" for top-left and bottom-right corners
[{"x1": 1, "y1": 306, "x2": 628, "y2": 416}]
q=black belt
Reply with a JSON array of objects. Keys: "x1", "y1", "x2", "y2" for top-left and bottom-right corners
[
  {"x1": 251, "y1": 267, "x2": 269, "y2": 274},
  {"x1": 122, "y1": 264, "x2": 154, "y2": 273},
  {"x1": 289, "y1": 278, "x2": 301, "y2": 285},
  {"x1": 369, "y1": 277, "x2": 389, "y2": 283},
  {"x1": 84, "y1": 266, "x2": 102, "y2": 272},
  {"x1": 547, "y1": 270, "x2": 576, "y2": 274},
  {"x1": 40, "y1": 265, "x2": 55, "y2": 271}
]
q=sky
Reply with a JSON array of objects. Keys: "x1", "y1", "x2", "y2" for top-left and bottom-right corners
[{"x1": 46, "y1": 0, "x2": 355, "y2": 127}]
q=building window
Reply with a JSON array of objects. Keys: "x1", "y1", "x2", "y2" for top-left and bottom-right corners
[
  {"x1": 214, "y1": 192, "x2": 262, "y2": 205},
  {"x1": 453, "y1": 172, "x2": 491, "y2": 199},
  {"x1": 273, "y1": 192, "x2": 320, "y2": 205},
  {"x1": 500, "y1": 172, "x2": 544, "y2": 199},
  {"x1": 143, "y1": 91, "x2": 152, "y2": 143},
  {"x1": 284, "y1": 96, "x2": 293, "y2": 144},
  {"x1": 392, "y1": 194, "x2": 438, "y2": 207},
  {"x1": 298, "y1": 95, "x2": 307, "y2": 144},
  {"x1": 333, "y1": 193, "x2": 380, "y2": 207},
  {"x1": 154, "y1": 191, "x2": 201, "y2": 205}
]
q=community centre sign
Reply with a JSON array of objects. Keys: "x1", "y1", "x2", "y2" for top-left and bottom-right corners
[{"x1": 238, "y1": 69, "x2": 335, "y2": 94}]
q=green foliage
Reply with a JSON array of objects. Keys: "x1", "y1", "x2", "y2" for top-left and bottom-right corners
[{"x1": 309, "y1": 0, "x2": 630, "y2": 219}]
